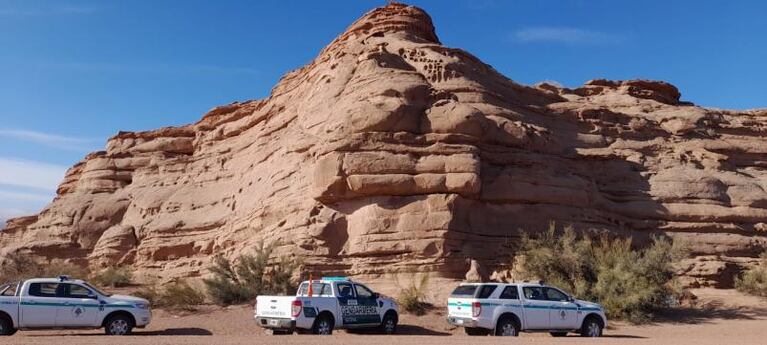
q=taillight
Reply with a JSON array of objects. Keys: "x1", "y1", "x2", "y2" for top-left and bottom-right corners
[
  {"x1": 472, "y1": 302, "x2": 481, "y2": 317},
  {"x1": 291, "y1": 300, "x2": 302, "y2": 317}
]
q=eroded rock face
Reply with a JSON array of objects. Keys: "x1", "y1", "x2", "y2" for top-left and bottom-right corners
[{"x1": 2, "y1": 3, "x2": 766, "y2": 289}]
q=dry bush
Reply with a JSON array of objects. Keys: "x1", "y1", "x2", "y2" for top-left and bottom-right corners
[
  {"x1": 397, "y1": 273, "x2": 431, "y2": 315},
  {"x1": 0, "y1": 253, "x2": 87, "y2": 283},
  {"x1": 203, "y1": 242, "x2": 299, "y2": 306},
  {"x1": 516, "y1": 223, "x2": 687, "y2": 323},
  {"x1": 90, "y1": 266, "x2": 133, "y2": 288},
  {"x1": 735, "y1": 252, "x2": 767, "y2": 297},
  {"x1": 134, "y1": 279, "x2": 205, "y2": 311}
]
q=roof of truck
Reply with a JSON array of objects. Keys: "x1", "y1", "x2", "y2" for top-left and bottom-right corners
[
  {"x1": 24, "y1": 277, "x2": 86, "y2": 284},
  {"x1": 457, "y1": 281, "x2": 547, "y2": 287}
]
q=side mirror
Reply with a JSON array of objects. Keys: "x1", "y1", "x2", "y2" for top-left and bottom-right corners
[
  {"x1": 567, "y1": 296, "x2": 575, "y2": 302},
  {"x1": 372, "y1": 292, "x2": 380, "y2": 299},
  {"x1": 87, "y1": 293, "x2": 98, "y2": 300}
]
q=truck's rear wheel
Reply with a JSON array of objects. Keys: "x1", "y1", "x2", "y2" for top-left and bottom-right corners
[
  {"x1": 312, "y1": 314, "x2": 334, "y2": 335},
  {"x1": 0, "y1": 317, "x2": 16, "y2": 336},
  {"x1": 494, "y1": 317, "x2": 519, "y2": 336},
  {"x1": 104, "y1": 315, "x2": 133, "y2": 336}
]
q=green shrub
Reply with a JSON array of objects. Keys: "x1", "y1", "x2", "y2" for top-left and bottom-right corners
[
  {"x1": 735, "y1": 253, "x2": 767, "y2": 297},
  {"x1": 515, "y1": 224, "x2": 687, "y2": 323},
  {"x1": 90, "y1": 266, "x2": 133, "y2": 288},
  {"x1": 0, "y1": 253, "x2": 88, "y2": 283},
  {"x1": 203, "y1": 242, "x2": 299, "y2": 306},
  {"x1": 398, "y1": 273, "x2": 431, "y2": 315},
  {"x1": 134, "y1": 279, "x2": 205, "y2": 311}
]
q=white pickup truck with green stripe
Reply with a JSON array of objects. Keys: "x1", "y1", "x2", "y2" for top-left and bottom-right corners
[
  {"x1": 446, "y1": 281, "x2": 607, "y2": 337},
  {"x1": 0, "y1": 276, "x2": 151, "y2": 336}
]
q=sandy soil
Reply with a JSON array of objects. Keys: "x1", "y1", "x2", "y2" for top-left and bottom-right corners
[{"x1": 8, "y1": 288, "x2": 767, "y2": 345}]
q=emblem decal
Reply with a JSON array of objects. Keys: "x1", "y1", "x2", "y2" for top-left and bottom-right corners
[
  {"x1": 559, "y1": 309, "x2": 567, "y2": 320},
  {"x1": 73, "y1": 307, "x2": 84, "y2": 318}
]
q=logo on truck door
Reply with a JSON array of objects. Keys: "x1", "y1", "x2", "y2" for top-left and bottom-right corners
[{"x1": 336, "y1": 283, "x2": 381, "y2": 325}]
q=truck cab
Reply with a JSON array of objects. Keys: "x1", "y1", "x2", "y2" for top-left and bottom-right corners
[
  {"x1": 254, "y1": 277, "x2": 399, "y2": 335},
  {"x1": 446, "y1": 281, "x2": 606, "y2": 337},
  {"x1": 0, "y1": 276, "x2": 151, "y2": 336}
]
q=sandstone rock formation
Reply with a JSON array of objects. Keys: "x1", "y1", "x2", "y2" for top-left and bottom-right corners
[{"x1": 2, "y1": 3, "x2": 766, "y2": 291}]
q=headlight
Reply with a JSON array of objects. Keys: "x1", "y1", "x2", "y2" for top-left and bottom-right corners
[{"x1": 134, "y1": 302, "x2": 150, "y2": 310}]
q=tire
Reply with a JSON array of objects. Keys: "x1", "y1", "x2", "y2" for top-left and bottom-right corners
[
  {"x1": 494, "y1": 317, "x2": 519, "y2": 337},
  {"x1": 312, "y1": 314, "x2": 334, "y2": 335},
  {"x1": 550, "y1": 331, "x2": 568, "y2": 337},
  {"x1": 104, "y1": 314, "x2": 134, "y2": 336},
  {"x1": 465, "y1": 327, "x2": 490, "y2": 336},
  {"x1": 580, "y1": 317, "x2": 603, "y2": 337},
  {"x1": 380, "y1": 312, "x2": 397, "y2": 335},
  {"x1": 0, "y1": 317, "x2": 16, "y2": 336}
]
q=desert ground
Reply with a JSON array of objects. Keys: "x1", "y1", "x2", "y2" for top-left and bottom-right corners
[{"x1": 6, "y1": 288, "x2": 767, "y2": 345}]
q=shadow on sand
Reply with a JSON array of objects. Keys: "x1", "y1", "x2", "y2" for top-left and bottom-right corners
[
  {"x1": 345, "y1": 324, "x2": 451, "y2": 336},
  {"x1": 28, "y1": 328, "x2": 213, "y2": 337},
  {"x1": 653, "y1": 300, "x2": 767, "y2": 325}
]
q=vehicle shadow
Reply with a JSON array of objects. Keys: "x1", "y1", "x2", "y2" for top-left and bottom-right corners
[
  {"x1": 134, "y1": 327, "x2": 214, "y2": 336},
  {"x1": 652, "y1": 302, "x2": 767, "y2": 325},
  {"x1": 27, "y1": 328, "x2": 214, "y2": 337},
  {"x1": 344, "y1": 325, "x2": 451, "y2": 336}
]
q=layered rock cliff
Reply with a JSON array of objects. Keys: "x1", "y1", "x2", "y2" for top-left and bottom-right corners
[{"x1": 2, "y1": 3, "x2": 766, "y2": 289}]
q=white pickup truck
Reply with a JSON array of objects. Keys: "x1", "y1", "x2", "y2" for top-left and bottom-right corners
[
  {"x1": 446, "y1": 281, "x2": 607, "y2": 337},
  {"x1": 0, "y1": 276, "x2": 151, "y2": 336},
  {"x1": 255, "y1": 277, "x2": 399, "y2": 335}
]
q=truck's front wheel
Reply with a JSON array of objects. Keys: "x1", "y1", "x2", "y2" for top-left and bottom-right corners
[
  {"x1": 0, "y1": 317, "x2": 16, "y2": 336},
  {"x1": 380, "y1": 312, "x2": 397, "y2": 334},
  {"x1": 312, "y1": 314, "x2": 334, "y2": 335},
  {"x1": 104, "y1": 315, "x2": 133, "y2": 336}
]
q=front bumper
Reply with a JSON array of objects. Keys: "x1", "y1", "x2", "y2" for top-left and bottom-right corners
[
  {"x1": 255, "y1": 317, "x2": 296, "y2": 330},
  {"x1": 135, "y1": 309, "x2": 152, "y2": 327},
  {"x1": 447, "y1": 316, "x2": 478, "y2": 328}
]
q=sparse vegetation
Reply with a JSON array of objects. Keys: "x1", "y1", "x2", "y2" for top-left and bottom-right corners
[
  {"x1": 0, "y1": 252, "x2": 88, "y2": 283},
  {"x1": 397, "y1": 273, "x2": 431, "y2": 315},
  {"x1": 90, "y1": 266, "x2": 133, "y2": 288},
  {"x1": 515, "y1": 223, "x2": 687, "y2": 323},
  {"x1": 134, "y1": 279, "x2": 205, "y2": 311},
  {"x1": 735, "y1": 252, "x2": 767, "y2": 297},
  {"x1": 203, "y1": 242, "x2": 300, "y2": 306}
]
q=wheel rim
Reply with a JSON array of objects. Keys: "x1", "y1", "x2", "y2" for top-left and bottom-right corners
[
  {"x1": 587, "y1": 322, "x2": 601, "y2": 337},
  {"x1": 110, "y1": 319, "x2": 129, "y2": 335},
  {"x1": 500, "y1": 322, "x2": 516, "y2": 336},
  {"x1": 384, "y1": 318, "x2": 395, "y2": 333},
  {"x1": 318, "y1": 320, "x2": 331, "y2": 335}
]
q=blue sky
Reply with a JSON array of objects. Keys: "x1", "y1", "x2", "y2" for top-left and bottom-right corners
[{"x1": 1, "y1": 0, "x2": 765, "y2": 222}]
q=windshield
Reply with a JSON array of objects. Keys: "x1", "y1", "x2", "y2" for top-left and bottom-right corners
[{"x1": 83, "y1": 282, "x2": 111, "y2": 297}]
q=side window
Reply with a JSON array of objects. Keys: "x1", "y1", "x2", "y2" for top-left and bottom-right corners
[
  {"x1": 28, "y1": 283, "x2": 59, "y2": 297},
  {"x1": 499, "y1": 286, "x2": 519, "y2": 300},
  {"x1": 523, "y1": 287, "x2": 544, "y2": 300},
  {"x1": 476, "y1": 285, "x2": 497, "y2": 299},
  {"x1": 354, "y1": 284, "x2": 374, "y2": 299},
  {"x1": 336, "y1": 283, "x2": 354, "y2": 298},
  {"x1": 66, "y1": 284, "x2": 92, "y2": 298},
  {"x1": 544, "y1": 288, "x2": 568, "y2": 302},
  {"x1": 320, "y1": 283, "x2": 333, "y2": 297}
]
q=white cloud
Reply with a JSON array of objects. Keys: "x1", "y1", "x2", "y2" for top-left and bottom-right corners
[
  {"x1": 0, "y1": 129, "x2": 97, "y2": 152},
  {"x1": 512, "y1": 27, "x2": 623, "y2": 45},
  {"x1": 0, "y1": 157, "x2": 68, "y2": 191}
]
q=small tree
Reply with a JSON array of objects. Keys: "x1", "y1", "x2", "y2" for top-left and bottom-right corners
[
  {"x1": 515, "y1": 224, "x2": 687, "y2": 323},
  {"x1": 203, "y1": 242, "x2": 299, "y2": 305},
  {"x1": 397, "y1": 273, "x2": 431, "y2": 315}
]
